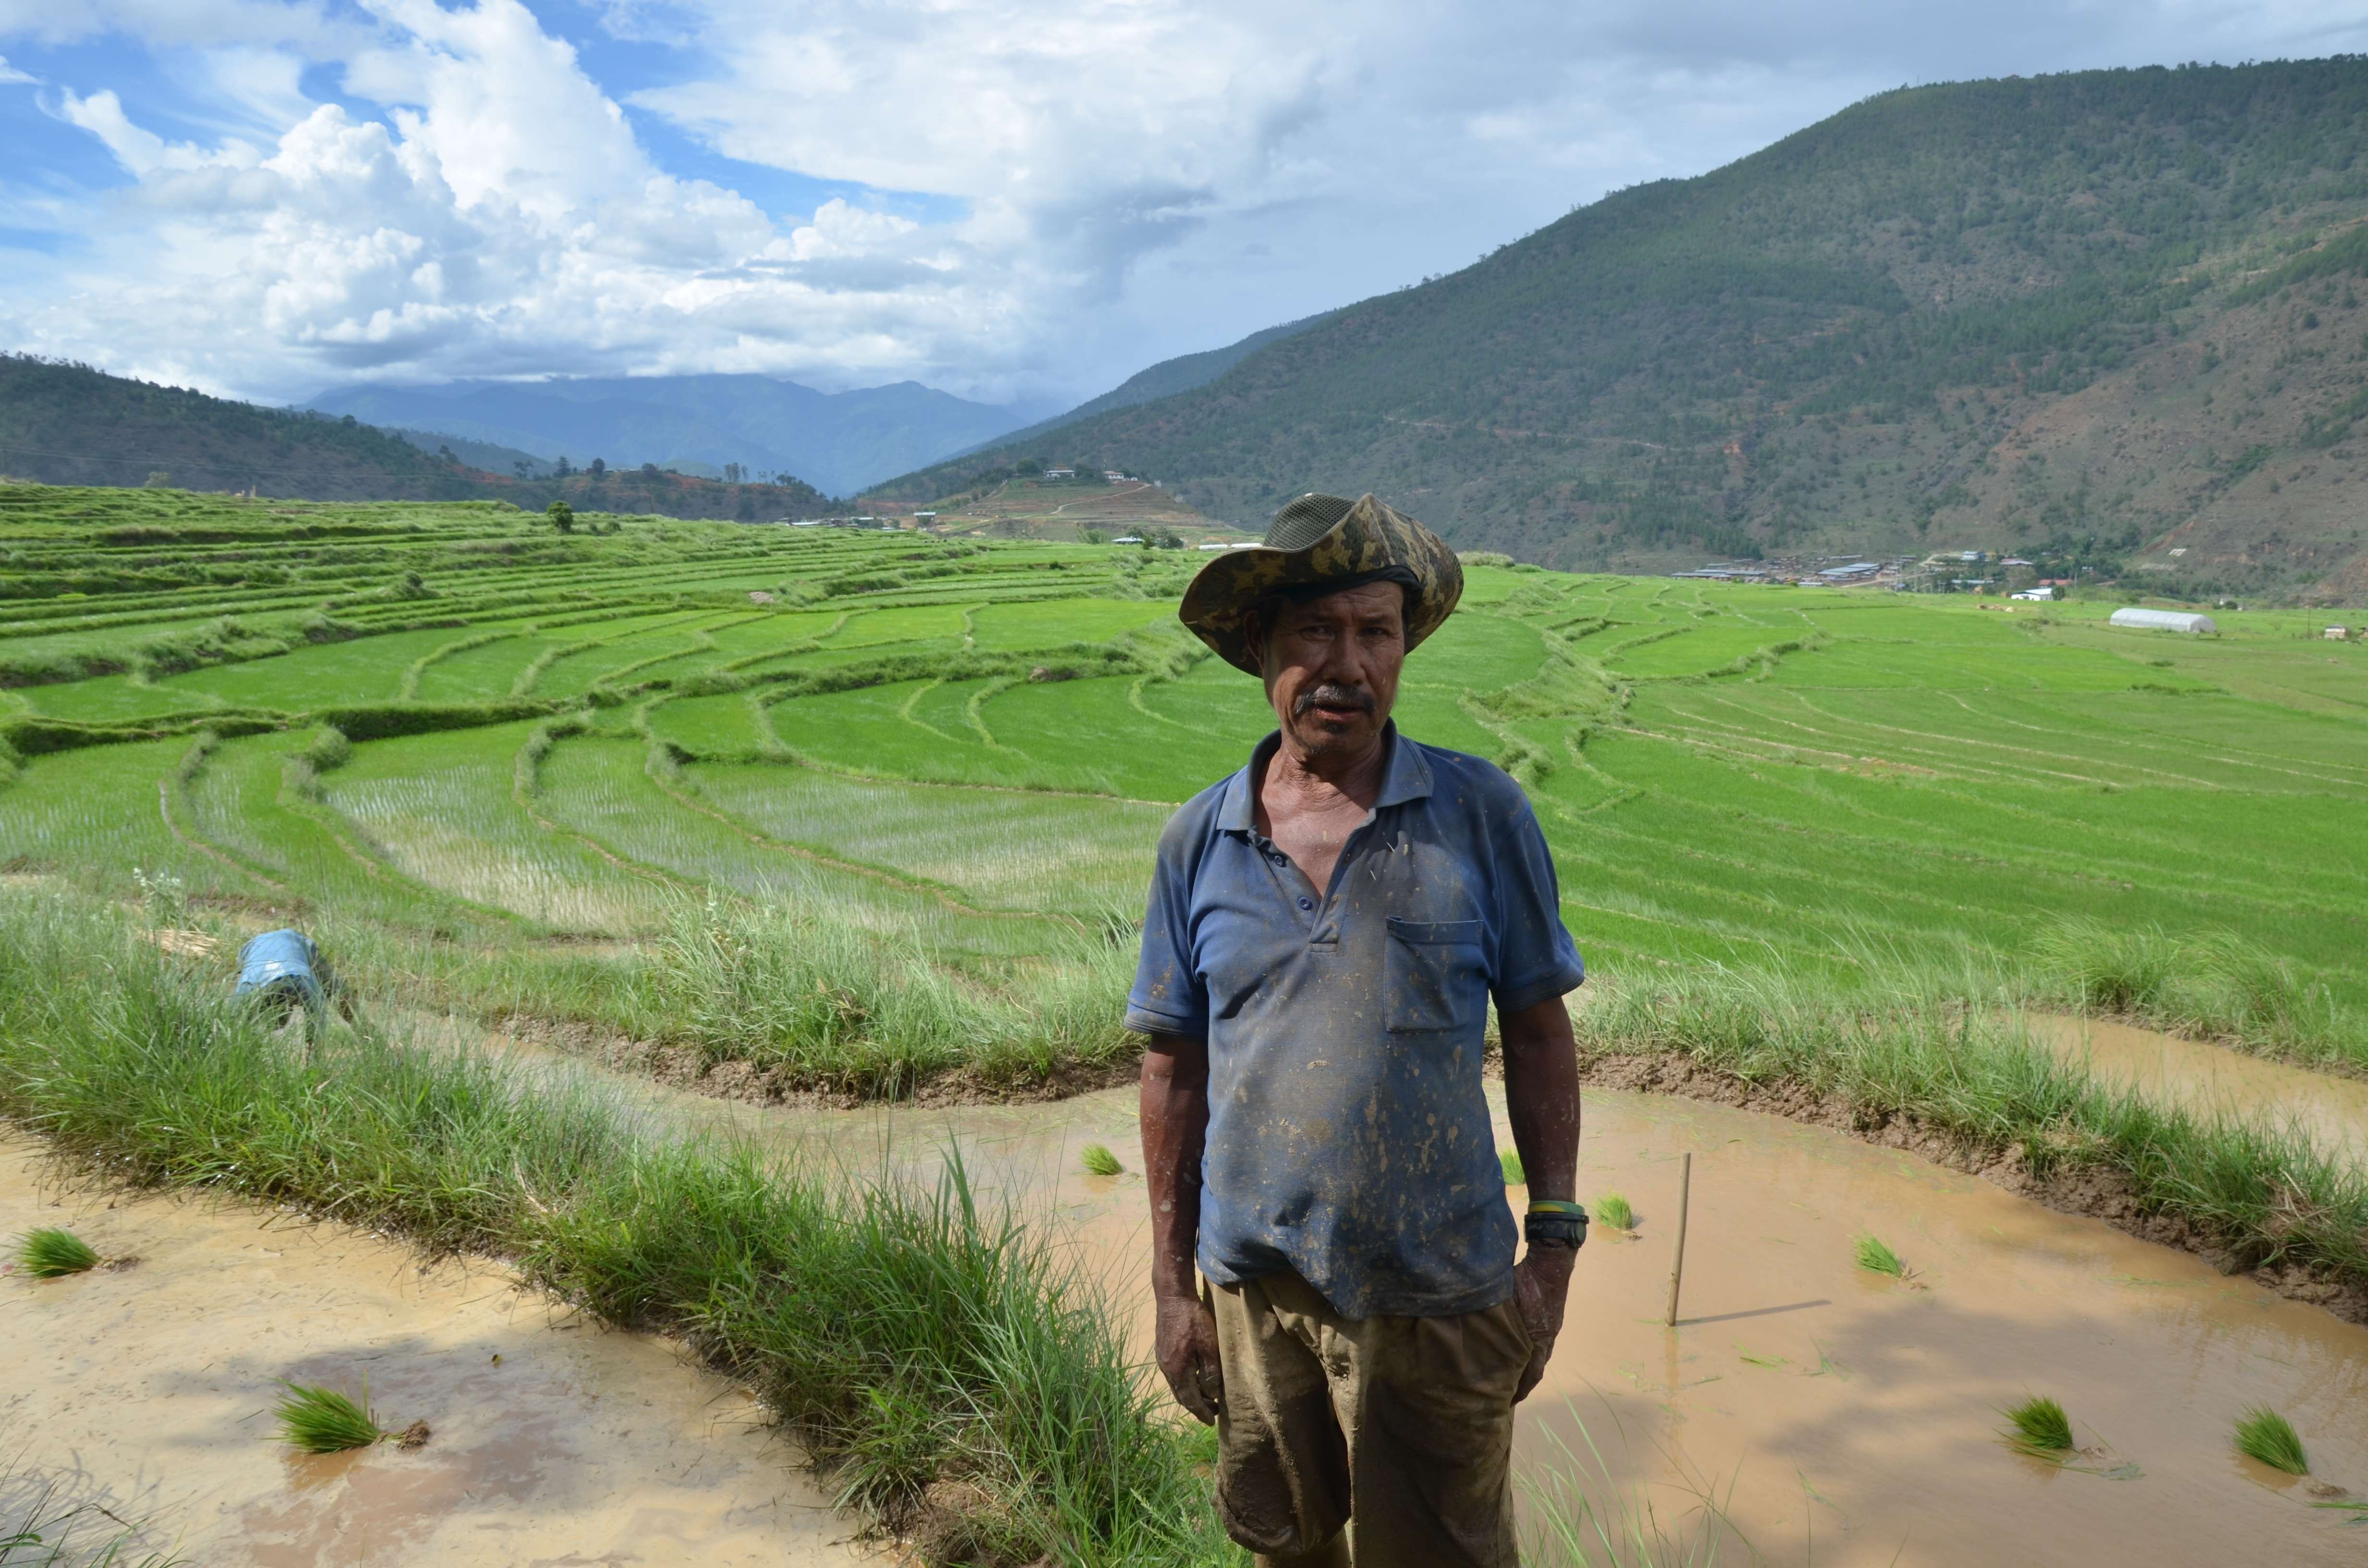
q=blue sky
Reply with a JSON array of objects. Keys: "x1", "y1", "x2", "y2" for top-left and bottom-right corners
[{"x1": 5, "y1": 0, "x2": 2368, "y2": 413}]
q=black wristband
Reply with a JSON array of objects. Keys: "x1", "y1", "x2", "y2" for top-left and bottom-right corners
[{"x1": 1523, "y1": 1210, "x2": 1588, "y2": 1250}]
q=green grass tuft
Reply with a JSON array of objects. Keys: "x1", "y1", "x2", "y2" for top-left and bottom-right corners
[
  {"x1": 13, "y1": 1226, "x2": 100, "y2": 1278},
  {"x1": 1078, "y1": 1141, "x2": 1122, "y2": 1177},
  {"x1": 271, "y1": 1382, "x2": 387, "y2": 1454},
  {"x1": 1500, "y1": 1148, "x2": 1527, "y2": 1186},
  {"x1": 1593, "y1": 1193, "x2": 1634, "y2": 1231},
  {"x1": 1853, "y1": 1233, "x2": 1906, "y2": 1277},
  {"x1": 2001, "y1": 1395, "x2": 2075, "y2": 1456},
  {"x1": 2233, "y1": 1405, "x2": 2309, "y2": 1475}
]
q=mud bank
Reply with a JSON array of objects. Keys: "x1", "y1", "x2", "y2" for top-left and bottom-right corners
[{"x1": 0, "y1": 1133, "x2": 886, "y2": 1568}]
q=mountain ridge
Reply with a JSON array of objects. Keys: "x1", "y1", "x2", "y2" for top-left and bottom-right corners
[
  {"x1": 307, "y1": 374, "x2": 1053, "y2": 498},
  {"x1": 868, "y1": 58, "x2": 2368, "y2": 604},
  {"x1": 0, "y1": 356, "x2": 829, "y2": 519}
]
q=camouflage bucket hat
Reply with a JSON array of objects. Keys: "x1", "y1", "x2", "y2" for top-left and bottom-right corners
[{"x1": 1180, "y1": 493, "x2": 1464, "y2": 675}]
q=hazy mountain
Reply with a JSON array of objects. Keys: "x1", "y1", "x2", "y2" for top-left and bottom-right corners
[
  {"x1": 959, "y1": 310, "x2": 1340, "y2": 457},
  {"x1": 0, "y1": 357, "x2": 827, "y2": 518},
  {"x1": 382, "y1": 428, "x2": 556, "y2": 478},
  {"x1": 307, "y1": 375, "x2": 1053, "y2": 498},
  {"x1": 870, "y1": 59, "x2": 2368, "y2": 604}
]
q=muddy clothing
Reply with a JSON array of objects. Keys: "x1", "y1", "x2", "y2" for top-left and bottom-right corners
[
  {"x1": 1210, "y1": 1266, "x2": 1529, "y2": 1568},
  {"x1": 235, "y1": 930, "x2": 339, "y2": 1016},
  {"x1": 1125, "y1": 723, "x2": 1584, "y2": 1319}
]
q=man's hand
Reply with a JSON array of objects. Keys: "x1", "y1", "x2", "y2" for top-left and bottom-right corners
[
  {"x1": 1510, "y1": 1245, "x2": 1575, "y2": 1403},
  {"x1": 1142, "y1": 1033, "x2": 1218, "y2": 1421},
  {"x1": 1156, "y1": 1287, "x2": 1225, "y2": 1423}
]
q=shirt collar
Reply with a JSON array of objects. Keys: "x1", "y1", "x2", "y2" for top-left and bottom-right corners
[{"x1": 1215, "y1": 720, "x2": 1433, "y2": 834}]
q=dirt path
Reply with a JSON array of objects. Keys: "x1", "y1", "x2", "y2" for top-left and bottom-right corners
[{"x1": 0, "y1": 1134, "x2": 889, "y2": 1568}]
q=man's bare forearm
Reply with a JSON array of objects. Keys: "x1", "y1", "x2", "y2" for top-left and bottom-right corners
[
  {"x1": 1140, "y1": 1033, "x2": 1211, "y2": 1302},
  {"x1": 1501, "y1": 996, "x2": 1580, "y2": 1205}
]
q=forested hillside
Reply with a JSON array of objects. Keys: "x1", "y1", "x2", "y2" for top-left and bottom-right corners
[
  {"x1": 0, "y1": 358, "x2": 833, "y2": 519},
  {"x1": 874, "y1": 59, "x2": 2368, "y2": 603}
]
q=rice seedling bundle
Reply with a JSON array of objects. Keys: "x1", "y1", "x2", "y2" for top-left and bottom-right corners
[
  {"x1": 2001, "y1": 1395, "x2": 2076, "y2": 1457},
  {"x1": 1079, "y1": 1142, "x2": 1123, "y2": 1176},
  {"x1": 2233, "y1": 1406, "x2": 2310, "y2": 1475},
  {"x1": 1499, "y1": 1148, "x2": 1527, "y2": 1186},
  {"x1": 12, "y1": 1226, "x2": 99, "y2": 1277},
  {"x1": 1593, "y1": 1193, "x2": 1634, "y2": 1231},
  {"x1": 1853, "y1": 1234, "x2": 1907, "y2": 1277},
  {"x1": 272, "y1": 1382, "x2": 387, "y2": 1454}
]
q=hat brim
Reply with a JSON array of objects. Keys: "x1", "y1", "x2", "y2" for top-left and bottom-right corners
[{"x1": 1179, "y1": 494, "x2": 1463, "y2": 675}]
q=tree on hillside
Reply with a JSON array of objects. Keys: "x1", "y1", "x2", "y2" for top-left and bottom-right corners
[{"x1": 548, "y1": 500, "x2": 575, "y2": 534}]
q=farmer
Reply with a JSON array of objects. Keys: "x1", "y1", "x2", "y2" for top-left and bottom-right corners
[
  {"x1": 234, "y1": 928, "x2": 352, "y2": 1041},
  {"x1": 1129, "y1": 494, "x2": 1587, "y2": 1568}
]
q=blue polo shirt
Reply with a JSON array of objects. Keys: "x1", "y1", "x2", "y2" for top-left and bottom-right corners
[{"x1": 1126, "y1": 723, "x2": 1584, "y2": 1319}]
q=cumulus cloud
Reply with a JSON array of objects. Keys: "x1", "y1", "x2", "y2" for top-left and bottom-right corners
[{"x1": 7, "y1": 0, "x2": 2368, "y2": 406}]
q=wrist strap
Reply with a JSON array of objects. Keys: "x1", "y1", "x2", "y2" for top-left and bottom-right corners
[{"x1": 1526, "y1": 1199, "x2": 1586, "y2": 1217}]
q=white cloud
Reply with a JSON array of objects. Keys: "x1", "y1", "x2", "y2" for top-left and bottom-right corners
[
  {"x1": 0, "y1": 52, "x2": 37, "y2": 83},
  {"x1": 10, "y1": 0, "x2": 2368, "y2": 407}
]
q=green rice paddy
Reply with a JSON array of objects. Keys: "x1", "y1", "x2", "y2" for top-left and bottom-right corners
[{"x1": 3, "y1": 485, "x2": 2363, "y2": 1073}]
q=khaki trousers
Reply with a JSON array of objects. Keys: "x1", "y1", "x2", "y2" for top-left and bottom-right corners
[{"x1": 1209, "y1": 1267, "x2": 1530, "y2": 1568}]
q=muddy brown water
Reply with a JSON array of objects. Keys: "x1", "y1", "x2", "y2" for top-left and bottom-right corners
[
  {"x1": 719, "y1": 1077, "x2": 2368, "y2": 1566},
  {"x1": 15, "y1": 1016, "x2": 2368, "y2": 1566},
  {"x1": 0, "y1": 1133, "x2": 888, "y2": 1568},
  {"x1": 2037, "y1": 1013, "x2": 2368, "y2": 1156}
]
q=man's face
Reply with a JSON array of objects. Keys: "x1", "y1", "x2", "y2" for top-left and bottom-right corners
[{"x1": 1254, "y1": 580, "x2": 1406, "y2": 761}]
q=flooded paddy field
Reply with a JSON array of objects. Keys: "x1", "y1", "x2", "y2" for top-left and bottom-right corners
[
  {"x1": 9, "y1": 1000, "x2": 2368, "y2": 1564},
  {"x1": 0, "y1": 1132, "x2": 882, "y2": 1568},
  {"x1": 2041, "y1": 1014, "x2": 2368, "y2": 1157},
  {"x1": 632, "y1": 1057, "x2": 2368, "y2": 1566}
]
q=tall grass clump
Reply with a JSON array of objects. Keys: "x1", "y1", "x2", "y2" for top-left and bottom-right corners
[
  {"x1": 271, "y1": 1383, "x2": 385, "y2": 1453},
  {"x1": 1519, "y1": 1408, "x2": 1753, "y2": 1568},
  {"x1": 0, "y1": 888, "x2": 1227, "y2": 1565},
  {"x1": 1, "y1": 1459, "x2": 185, "y2": 1568},
  {"x1": 2000, "y1": 1395, "x2": 2075, "y2": 1457},
  {"x1": 2233, "y1": 1406, "x2": 2310, "y2": 1474},
  {"x1": 1573, "y1": 960, "x2": 2368, "y2": 1302},
  {"x1": 11, "y1": 1226, "x2": 99, "y2": 1278},
  {"x1": 649, "y1": 897, "x2": 1136, "y2": 1096}
]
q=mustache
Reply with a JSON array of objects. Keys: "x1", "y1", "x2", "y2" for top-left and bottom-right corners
[{"x1": 1292, "y1": 683, "x2": 1375, "y2": 718}]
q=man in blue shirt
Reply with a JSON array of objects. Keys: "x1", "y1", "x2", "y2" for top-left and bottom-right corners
[
  {"x1": 1129, "y1": 494, "x2": 1587, "y2": 1568},
  {"x1": 234, "y1": 929, "x2": 351, "y2": 1044}
]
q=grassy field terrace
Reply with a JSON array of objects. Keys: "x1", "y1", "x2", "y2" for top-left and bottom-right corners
[{"x1": 5, "y1": 483, "x2": 2362, "y2": 1055}]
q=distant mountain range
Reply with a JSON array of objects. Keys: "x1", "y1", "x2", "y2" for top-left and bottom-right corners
[
  {"x1": 0, "y1": 356, "x2": 827, "y2": 518},
  {"x1": 305, "y1": 375, "x2": 1061, "y2": 499},
  {"x1": 868, "y1": 58, "x2": 2368, "y2": 605}
]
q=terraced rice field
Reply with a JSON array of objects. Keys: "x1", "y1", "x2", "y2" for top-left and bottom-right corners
[{"x1": 3, "y1": 484, "x2": 2364, "y2": 1015}]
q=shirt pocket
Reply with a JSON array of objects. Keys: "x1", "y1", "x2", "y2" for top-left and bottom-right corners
[{"x1": 1384, "y1": 917, "x2": 1487, "y2": 1034}]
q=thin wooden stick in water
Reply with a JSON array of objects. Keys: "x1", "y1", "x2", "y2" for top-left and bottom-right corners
[{"x1": 1664, "y1": 1152, "x2": 1692, "y2": 1328}]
